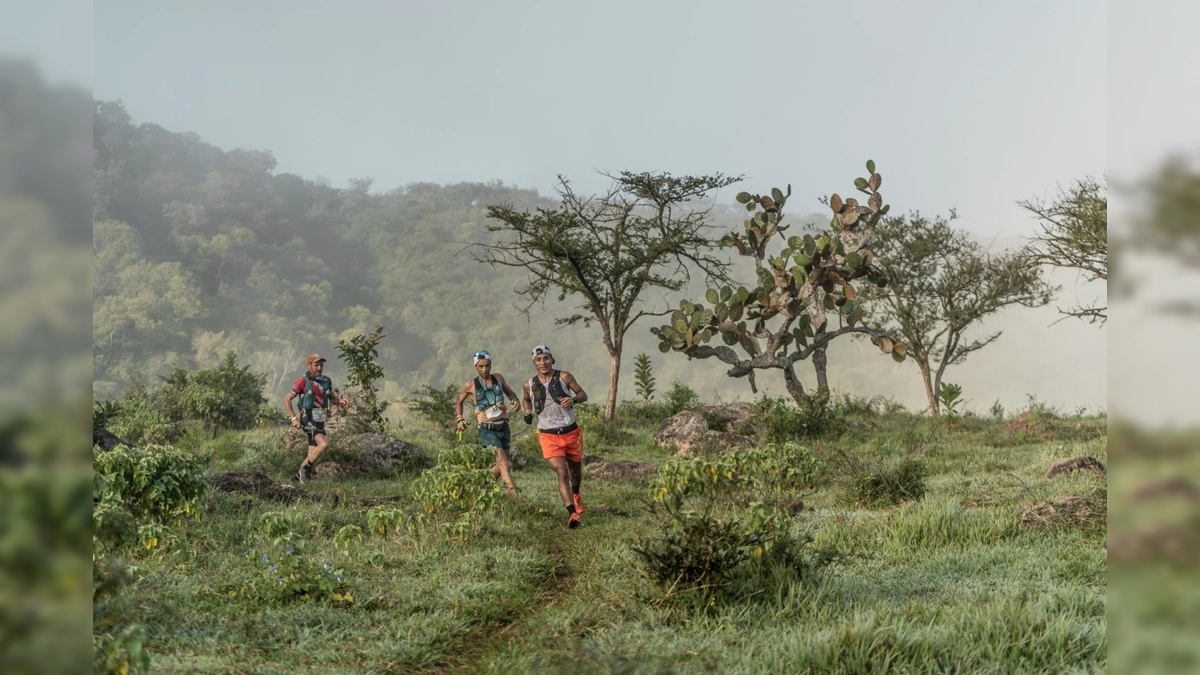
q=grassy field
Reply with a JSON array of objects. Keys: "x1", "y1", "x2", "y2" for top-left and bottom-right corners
[{"x1": 94, "y1": 402, "x2": 1107, "y2": 674}]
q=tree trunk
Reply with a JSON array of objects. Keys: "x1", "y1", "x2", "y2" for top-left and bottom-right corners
[
  {"x1": 918, "y1": 360, "x2": 940, "y2": 416},
  {"x1": 812, "y1": 345, "x2": 829, "y2": 396},
  {"x1": 604, "y1": 349, "x2": 620, "y2": 422},
  {"x1": 782, "y1": 364, "x2": 809, "y2": 408}
]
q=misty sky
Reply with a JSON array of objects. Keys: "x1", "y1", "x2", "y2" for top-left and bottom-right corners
[
  {"x1": 90, "y1": 1, "x2": 1106, "y2": 241},
  {"x1": 85, "y1": 1, "x2": 1119, "y2": 414},
  {"x1": 30, "y1": 0, "x2": 1200, "y2": 421}
]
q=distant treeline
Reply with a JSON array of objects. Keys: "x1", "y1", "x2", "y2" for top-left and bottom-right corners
[{"x1": 92, "y1": 100, "x2": 676, "y2": 403}]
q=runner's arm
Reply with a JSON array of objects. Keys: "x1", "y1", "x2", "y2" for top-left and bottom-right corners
[{"x1": 561, "y1": 371, "x2": 587, "y2": 405}]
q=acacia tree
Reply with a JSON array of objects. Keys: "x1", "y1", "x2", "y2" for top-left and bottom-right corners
[
  {"x1": 478, "y1": 171, "x2": 740, "y2": 421},
  {"x1": 652, "y1": 161, "x2": 906, "y2": 407},
  {"x1": 1018, "y1": 176, "x2": 1108, "y2": 324},
  {"x1": 861, "y1": 212, "x2": 1057, "y2": 416}
]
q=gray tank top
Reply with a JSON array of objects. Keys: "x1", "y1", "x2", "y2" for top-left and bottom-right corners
[{"x1": 530, "y1": 372, "x2": 576, "y2": 430}]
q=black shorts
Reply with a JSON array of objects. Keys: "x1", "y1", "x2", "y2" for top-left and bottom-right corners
[{"x1": 300, "y1": 411, "x2": 327, "y2": 446}]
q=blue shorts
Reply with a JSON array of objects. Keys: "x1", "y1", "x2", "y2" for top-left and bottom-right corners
[{"x1": 478, "y1": 421, "x2": 511, "y2": 450}]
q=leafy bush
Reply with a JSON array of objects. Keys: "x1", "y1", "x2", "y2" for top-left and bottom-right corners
[
  {"x1": 108, "y1": 394, "x2": 180, "y2": 446},
  {"x1": 652, "y1": 442, "x2": 825, "y2": 506},
  {"x1": 631, "y1": 507, "x2": 760, "y2": 594},
  {"x1": 337, "y1": 325, "x2": 390, "y2": 432},
  {"x1": 157, "y1": 352, "x2": 266, "y2": 433},
  {"x1": 239, "y1": 512, "x2": 354, "y2": 604},
  {"x1": 92, "y1": 445, "x2": 208, "y2": 532},
  {"x1": 413, "y1": 445, "x2": 501, "y2": 536},
  {"x1": 93, "y1": 623, "x2": 150, "y2": 675},
  {"x1": 737, "y1": 394, "x2": 843, "y2": 444},
  {"x1": 853, "y1": 460, "x2": 928, "y2": 507},
  {"x1": 634, "y1": 443, "x2": 833, "y2": 603},
  {"x1": 406, "y1": 384, "x2": 459, "y2": 430},
  {"x1": 661, "y1": 380, "x2": 700, "y2": 416}
]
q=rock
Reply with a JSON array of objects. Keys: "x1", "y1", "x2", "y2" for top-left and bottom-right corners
[
  {"x1": 1045, "y1": 456, "x2": 1107, "y2": 479},
  {"x1": 339, "y1": 433, "x2": 433, "y2": 475},
  {"x1": 656, "y1": 409, "x2": 757, "y2": 457},
  {"x1": 654, "y1": 411, "x2": 709, "y2": 449},
  {"x1": 697, "y1": 403, "x2": 754, "y2": 431},
  {"x1": 680, "y1": 431, "x2": 756, "y2": 458}
]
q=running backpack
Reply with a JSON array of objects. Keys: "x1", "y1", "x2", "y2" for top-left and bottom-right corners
[{"x1": 297, "y1": 375, "x2": 333, "y2": 410}]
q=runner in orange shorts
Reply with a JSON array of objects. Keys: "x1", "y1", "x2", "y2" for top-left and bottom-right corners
[{"x1": 520, "y1": 345, "x2": 589, "y2": 528}]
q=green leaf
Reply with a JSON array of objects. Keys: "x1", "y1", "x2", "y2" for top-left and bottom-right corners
[
  {"x1": 722, "y1": 331, "x2": 739, "y2": 346},
  {"x1": 705, "y1": 288, "x2": 719, "y2": 304},
  {"x1": 720, "y1": 286, "x2": 732, "y2": 302},
  {"x1": 866, "y1": 159, "x2": 876, "y2": 174},
  {"x1": 854, "y1": 177, "x2": 869, "y2": 190},
  {"x1": 735, "y1": 191, "x2": 753, "y2": 204},
  {"x1": 771, "y1": 187, "x2": 784, "y2": 204}
]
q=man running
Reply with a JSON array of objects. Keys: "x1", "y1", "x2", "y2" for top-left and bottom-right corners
[
  {"x1": 454, "y1": 350, "x2": 521, "y2": 498},
  {"x1": 283, "y1": 353, "x2": 348, "y2": 483},
  {"x1": 521, "y1": 345, "x2": 588, "y2": 528}
]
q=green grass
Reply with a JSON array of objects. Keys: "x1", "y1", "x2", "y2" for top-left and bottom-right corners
[{"x1": 97, "y1": 408, "x2": 1108, "y2": 674}]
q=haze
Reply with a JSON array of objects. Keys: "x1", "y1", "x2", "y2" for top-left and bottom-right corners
[{"x1": 86, "y1": 1, "x2": 1107, "y2": 414}]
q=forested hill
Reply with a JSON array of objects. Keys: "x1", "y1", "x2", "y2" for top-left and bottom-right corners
[{"x1": 94, "y1": 100, "x2": 615, "y2": 403}]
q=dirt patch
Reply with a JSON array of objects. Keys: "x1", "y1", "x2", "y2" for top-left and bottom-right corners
[
  {"x1": 1045, "y1": 456, "x2": 1107, "y2": 479},
  {"x1": 207, "y1": 471, "x2": 407, "y2": 507},
  {"x1": 1020, "y1": 495, "x2": 1106, "y2": 528},
  {"x1": 586, "y1": 460, "x2": 659, "y2": 480},
  {"x1": 206, "y1": 472, "x2": 336, "y2": 505}
]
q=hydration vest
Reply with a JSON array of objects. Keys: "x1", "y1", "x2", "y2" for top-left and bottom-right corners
[
  {"x1": 529, "y1": 371, "x2": 568, "y2": 413},
  {"x1": 298, "y1": 374, "x2": 334, "y2": 411}
]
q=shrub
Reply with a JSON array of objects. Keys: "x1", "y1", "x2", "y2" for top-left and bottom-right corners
[
  {"x1": 406, "y1": 384, "x2": 459, "y2": 430},
  {"x1": 662, "y1": 380, "x2": 700, "y2": 416},
  {"x1": 93, "y1": 445, "x2": 208, "y2": 526},
  {"x1": 652, "y1": 442, "x2": 825, "y2": 506},
  {"x1": 634, "y1": 443, "x2": 834, "y2": 603},
  {"x1": 631, "y1": 507, "x2": 759, "y2": 594},
  {"x1": 108, "y1": 394, "x2": 180, "y2": 446},
  {"x1": 413, "y1": 445, "x2": 501, "y2": 536},
  {"x1": 853, "y1": 459, "x2": 927, "y2": 507},
  {"x1": 738, "y1": 394, "x2": 843, "y2": 444},
  {"x1": 337, "y1": 325, "x2": 390, "y2": 432},
  {"x1": 574, "y1": 403, "x2": 634, "y2": 446},
  {"x1": 157, "y1": 352, "x2": 267, "y2": 434},
  {"x1": 239, "y1": 512, "x2": 354, "y2": 604}
]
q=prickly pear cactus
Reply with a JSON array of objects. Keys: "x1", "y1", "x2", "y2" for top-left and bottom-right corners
[{"x1": 651, "y1": 161, "x2": 907, "y2": 403}]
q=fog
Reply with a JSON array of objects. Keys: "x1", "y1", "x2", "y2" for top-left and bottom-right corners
[{"x1": 86, "y1": 2, "x2": 1108, "y2": 414}]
